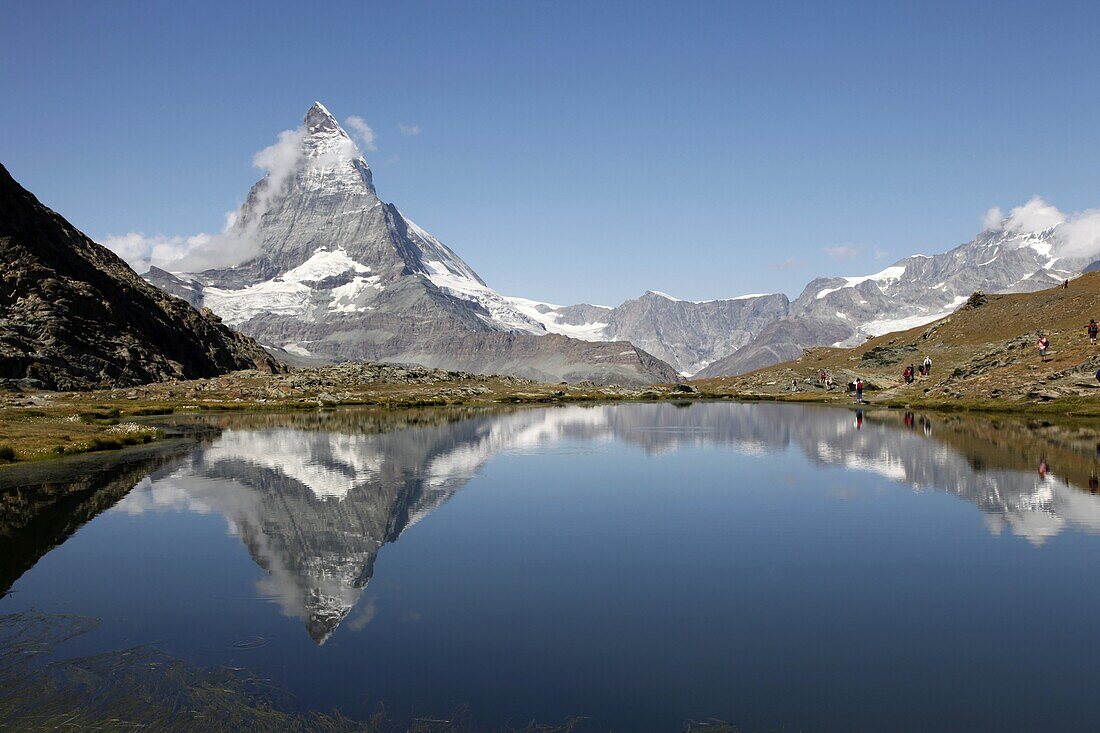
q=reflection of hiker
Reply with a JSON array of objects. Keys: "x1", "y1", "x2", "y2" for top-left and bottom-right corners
[
  {"x1": 923, "y1": 356, "x2": 932, "y2": 375},
  {"x1": 1037, "y1": 334, "x2": 1050, "y2": 358},
  {"x1": 855, "y1": 378, "x2": 864, "y2": 403},
  {"x1": 1039, "y1": 458, "x2": 1048, "y2": 479},
  {"x1": 904, "y1": 411, "x2": 914, "y2": 428},
  {"x1": 855, "y1": 409, "x2": 863, "y2": 430},
  {"x1": 1088, "y1": 319, "x2": 1098, "y2": 346}
]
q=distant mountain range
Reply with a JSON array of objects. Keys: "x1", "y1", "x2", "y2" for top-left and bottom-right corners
[
  {"x1": 135, "y1": 103, "x2": 1100, "y2": 381},
  {"x1": 5, "y1": 102, "x2": 1096, "y2": 390}
]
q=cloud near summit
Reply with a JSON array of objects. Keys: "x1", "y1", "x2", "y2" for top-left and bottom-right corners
[
  {"x1": 104, "y1": 111, "x2": 376, "y2": 273},
  {"x1": 981, "y1": 196, "x2": 1100, "y2": 261},
  {"x1": 345, "y1": 115, "x2": 377, "y2": 151}
]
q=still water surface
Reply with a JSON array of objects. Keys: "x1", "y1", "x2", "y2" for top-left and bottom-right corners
[{"x1": 3, "y1": 402, "x2": 1100, "y2": 731}]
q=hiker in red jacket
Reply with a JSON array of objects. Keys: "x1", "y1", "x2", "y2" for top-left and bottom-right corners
[{"x1": 1087, "y1": 319, "x2": 1098, "y2": 346}]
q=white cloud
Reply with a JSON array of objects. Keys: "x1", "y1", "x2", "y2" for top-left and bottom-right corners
[
  {"x1": 251, "y1": 127, "x2": 306, "y2": 219},
  {"x1": 979, "y1": 196, "x2": 1100, "y2": 263},
  {"x1": 104, "y1": 208, "x2": 261, "y2": 274},
  {"x1": 398, "y1": 123, "x2": 420, "y2": 136},
  {"x1": 1057, "y1": 208, "x2": 1100, "y2": 260},
  {"x1": 982, "y1": 206, "x2": 1003, "y2": 231},
  {"x1": 824, "y1": 245, "x2": 861, "y2": 260},
  {"x1": 345, "y1": 115, "x2": 377, "y2": 151},
  {"x1": 103, "y1": 126, "x2": 314, "y2": 273},
  {"x1": 1003, "y1": 196, "x2": 1066, "y2": 234}
]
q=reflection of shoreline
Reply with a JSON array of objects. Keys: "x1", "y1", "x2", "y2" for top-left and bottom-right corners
[
  {"x1": 0, "y1": 439, "x2": 200, "y2": 597},
  {"x1": 10, "y1": 402, "x2": 1100, "y2": 639},
  {"x1": 126, "y1": 406, "x2": 1100, "y2": 642}
]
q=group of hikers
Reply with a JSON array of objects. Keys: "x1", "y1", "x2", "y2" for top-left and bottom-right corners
[
  {"x1": 790, "y1": 370, "x2": 838, "y2": 392},
  {"x1": 902, "y1": 356, "x2": 933, "y2": 384},
  {"x1": 1035, "y1": 319, "x2": 1099, "y2": 362},
  {"x1": 796, "y1": 316, "x2": 1100, "y2": 402}
]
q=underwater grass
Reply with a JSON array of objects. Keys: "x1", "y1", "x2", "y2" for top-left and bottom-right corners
[{"x1": 0, "y1": 611, "x2": 735, "y2": 732}]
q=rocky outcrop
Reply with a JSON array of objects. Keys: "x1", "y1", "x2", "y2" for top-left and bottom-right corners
[{"x1": 0, "y1": 164, "x2": 281, "y2": 390}]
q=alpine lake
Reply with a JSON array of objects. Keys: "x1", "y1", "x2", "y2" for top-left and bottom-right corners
[{"x1": 3, "y1": 401, "x2": 1100, "y2": 732}]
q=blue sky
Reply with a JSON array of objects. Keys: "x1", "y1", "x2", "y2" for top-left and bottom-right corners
[{"x1": 2, "y1": 0, "x2": 1099, "y2": 304}]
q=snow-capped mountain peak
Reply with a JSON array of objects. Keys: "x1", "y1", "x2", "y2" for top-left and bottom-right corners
[
  {"x1": 304, "y1": 101, "x2": 340, "y2": 133},
  {"x1": 146, "y1": 102, "x2": 680, "y2": 385}
]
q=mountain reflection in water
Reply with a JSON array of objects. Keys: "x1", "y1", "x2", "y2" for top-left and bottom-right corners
[{"x1": 93, "y1": 403, "x2": 1100, "y2": 643}]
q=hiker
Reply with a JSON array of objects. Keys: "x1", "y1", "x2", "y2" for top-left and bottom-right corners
[
  {"x1": 923, "y1": 356, "x2": 932, "y2": 376},
  {"x1": 1037, "y1": 334, "x2": 1050, "y2": 358},
  {"x1": 855, "y1": 378, "x2": 864, "y2": 403},
  {"x1": 819, "y1": 370, "x2": 827, "y2": 385},
  {"x1": 1087, "y1": 319, "x2": 1098, "y2": 346},
  {"x1": 791, "y1": 377, "x2": 798, "y2": 392},
  {"x1": 902, "y1": 366, "x2": 910, "y2": 384}
]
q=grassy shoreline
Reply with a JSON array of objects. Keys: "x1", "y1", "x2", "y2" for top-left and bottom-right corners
[{"x1": 2, "y1": 367, "x2": 1096, "y2": 467}]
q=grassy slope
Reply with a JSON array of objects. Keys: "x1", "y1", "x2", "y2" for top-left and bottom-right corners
[{"x1": 692, "y1": 271, "x2": 1100, "y2": 415}]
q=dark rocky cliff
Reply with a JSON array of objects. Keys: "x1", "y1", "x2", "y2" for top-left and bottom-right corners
[{"x1": 0, "y1": 163, "x2": 282, "y2": 390}]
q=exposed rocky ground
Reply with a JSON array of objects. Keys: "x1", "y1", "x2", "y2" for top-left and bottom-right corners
[
  {"x1": 0, "y1": 164, "x2": 281, "y2": 391},
  {"x1": 695, "y1": 271, "x2": 1100, "y2": 413}
]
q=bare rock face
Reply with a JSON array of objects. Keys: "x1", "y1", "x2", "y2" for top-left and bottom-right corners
[
  {"x1": 160, "y1": 103, "x2": 676, "y2": 386},
  {"x1": 515, "y1": 291, "x2": 791, "y2": 375},
  {"x1": 0, "y1": 164, "x2": 282, "y2": 391},
  {"x1": 696, "y1": 317, "x2": 853, "y2": 378}
]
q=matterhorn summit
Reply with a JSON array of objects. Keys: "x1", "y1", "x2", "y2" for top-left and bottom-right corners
[{"x1": 147, "y1": 103, "x2": 678, "y2": 385}]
